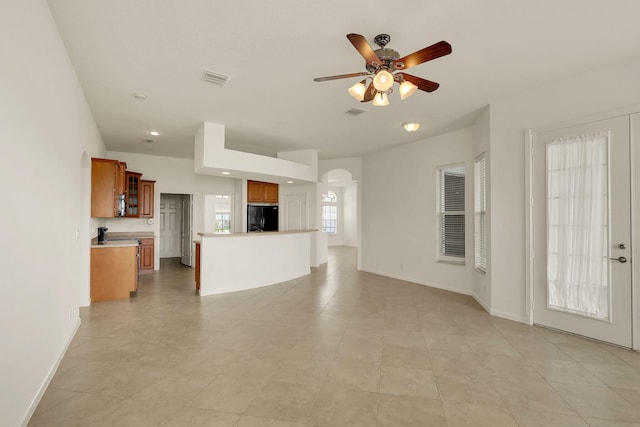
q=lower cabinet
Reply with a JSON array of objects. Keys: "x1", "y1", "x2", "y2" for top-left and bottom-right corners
[
  {"x1": 90, "y1": 246, "x2": 138, "y2": 302},
  {"x1": 195, "y1": 241, "x2": 201, "y2": 291},
  {"x1": 139, "y1": 238, "x2": 154, "y2": 275}
]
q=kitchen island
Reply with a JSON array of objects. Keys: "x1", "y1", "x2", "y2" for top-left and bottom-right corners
[{"x1": 197, "y1": 230, "x2": 316, "y2": 296}]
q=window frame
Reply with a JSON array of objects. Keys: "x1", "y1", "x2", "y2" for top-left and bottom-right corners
[
  {"x1": 436, "y1": 163, "x2": 466, "y2": 264},
  {"x1": 474, "y1": 154, "x2": 487, "y2": 273},
  {"x1": 322, "y1": 190, "x2": 338, "y2": 236}
]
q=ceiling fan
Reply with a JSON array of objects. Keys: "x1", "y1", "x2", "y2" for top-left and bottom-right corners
[{"x1": 313, "y1": 33, "x2": 452, "y2": 106}]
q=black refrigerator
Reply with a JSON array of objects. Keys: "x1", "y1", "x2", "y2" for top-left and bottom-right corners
[{"x1": 247, "y1": 205, "x2": 278, "y2": 232}]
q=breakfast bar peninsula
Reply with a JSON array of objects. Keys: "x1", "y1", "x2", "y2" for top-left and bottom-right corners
[{"x1": 196, "y1": 230, "x2": 316, "y2": 296}]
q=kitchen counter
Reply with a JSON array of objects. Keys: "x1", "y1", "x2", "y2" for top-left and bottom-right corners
[
  {"x1": 90, "y1": 232, "x2": 155, "y2": 248},
  {"x1": 198, "y1": 229, "x2": 315, "y2": 296},
  {"x1": 197, "y1": 229, "x2": 317, "y2": 238}
]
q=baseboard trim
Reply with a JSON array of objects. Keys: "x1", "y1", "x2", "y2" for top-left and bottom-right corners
[
  {"x1": 21, "y1": 317, "x2": 81, "y2": 427},
  {"x1": 489, "y1": 309, "x2": 527, "y2": 324},
  {"x1": 359, "y1": 267, "x2": 472, "y2": 296},
  {"x1": 472, "y1": 293, "x2": 491, "y2": 314}
]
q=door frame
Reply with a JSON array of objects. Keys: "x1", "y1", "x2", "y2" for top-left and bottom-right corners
[{"x1": 525, "y1": 104, "x2": 640, "y2": 350}]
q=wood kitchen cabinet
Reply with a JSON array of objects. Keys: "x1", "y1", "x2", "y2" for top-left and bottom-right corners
[
  {"x1": 139, "y1": 238, "x2": 154, "y2": 274},
  {"x1": 91, "y1": 158, "x2": 126, "y2": 217},
  {"x1": 195, "y1": 241, "x2": 200, "y2": 291},
  {"x1": 90, "y1": 245, "x2": 138, "y2": 302},
  {"x1": 125, "y1": 171, "x2": 142, "y2": 217},
  {"x1": 139, "y1": 180, "x2": 155, "y2": 218},
  {"x1": 247, "y1": 180, "x2": 279, "y2": 203}
]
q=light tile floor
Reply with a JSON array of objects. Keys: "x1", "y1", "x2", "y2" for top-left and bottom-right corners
[{"x1": 30, "y1": 247, "x2": 640, "y2": 426}]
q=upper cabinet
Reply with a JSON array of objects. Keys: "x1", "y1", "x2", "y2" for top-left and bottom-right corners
[
  {"x1": 91, "y1": 157, "x2": 154, "y2": 218},
  {"x1": 125, "y1": 171, "x2": 142, "y2": 217},
  {"x1": 140, "y1": 180, "x2": 155, "y2": 218},
  {"x1": 91, "y1": 158, "x2": 126, "y2": 218},
  {"x1": 247, "y1": 180, "x2": 279, "y2": 203}
]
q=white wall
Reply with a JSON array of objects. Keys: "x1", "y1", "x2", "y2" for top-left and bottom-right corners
[
  {"x1": 106, "y1": 151, "x2": 238, "y2": 270},
  {"x1": 471, "y1": 106, "x2": 491, "y2": 310},
  {"x1": 0, "y1": 1, "x2": 106, "y2": 424},
  {"x1": 489, "y1": 55, "x2": 640, "y2": 322},
  {"x1": 327, "y1": 186, "x2": 344, "y2": 246},
  {"x1": 361, "y1": 128, "x2": 475, "y2": 295},
  {"x1": 343, "y1": 182, "x2": 358, "y2": 247}
]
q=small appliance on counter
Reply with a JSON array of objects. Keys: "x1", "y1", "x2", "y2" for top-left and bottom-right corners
[{"x1": 97, "y1": 227, "x2": 108, "y2": 245}]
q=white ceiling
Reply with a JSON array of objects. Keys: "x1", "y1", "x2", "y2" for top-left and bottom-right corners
[{"x1": 46, "y1": 0, "x2": 640, "y2": 160}]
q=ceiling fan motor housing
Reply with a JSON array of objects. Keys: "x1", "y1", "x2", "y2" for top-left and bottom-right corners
[{"x1": 366, "y1": 48, "x2": 401, "y2": 73}]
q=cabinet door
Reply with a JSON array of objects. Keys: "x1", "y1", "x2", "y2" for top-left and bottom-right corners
[
  {"x1": 264, "y1": 183, "x2": 279, "y2": 203},
  {"x1": 247, "y1": 180, "x2": 265, "y2": 202},
  {"x1": 139, "y1": 238, "x2": 154, "y2": 273},
  {"x1": 115, "y1": 162, "x2": 126, "y2": 195},
  {"x1": 126, "y1": 172, "x2": 142, "y2": 217},
  {"x1": 140, "y1": 180, "x2": 155, "y2": 218},
  {"x1": 91, "y1": 158, "x2": 118, "y2": 217}
]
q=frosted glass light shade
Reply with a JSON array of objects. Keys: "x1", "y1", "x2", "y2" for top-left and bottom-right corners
[
  {"x1": 372, "y1": 91, "x2": 389, "y2": 107},
  {"x1": 373, "y1": 70, "x2": 394, "y2": 92},
  {"x1": 399, "y1": 80, "x2": 418, "y2": 100},
  {"x1": 347, "y1": 80, "x2": 366, "y2": 101}
]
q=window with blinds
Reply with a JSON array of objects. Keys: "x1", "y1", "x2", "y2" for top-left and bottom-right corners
[
  {"x1": 474, "y1": 155, "x2": 487, "y2": 272},
  {"x1": 438, "y1": 165, "x2": 465, "y2": 261}
]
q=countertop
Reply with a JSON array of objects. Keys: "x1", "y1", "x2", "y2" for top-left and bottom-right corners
[
  {"x1": 90, "y1": 232, "x2": 156, "y2": 248},
  {"x1": 197, "y1": 230, "x2": 317, "y2": 238}
]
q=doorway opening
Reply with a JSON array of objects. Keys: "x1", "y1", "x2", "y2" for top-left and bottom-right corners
[{"x1": 159, "y1": 193, "x2": 193, "y2": 267}]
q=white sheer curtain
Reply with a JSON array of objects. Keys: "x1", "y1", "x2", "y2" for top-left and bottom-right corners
[{"x1": 546, "y1": 132, "x2": 609, "y2": 320}]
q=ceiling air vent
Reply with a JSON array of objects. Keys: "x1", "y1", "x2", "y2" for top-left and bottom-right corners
[
  {"x1": 345, "y1": 108, "x2": 366, "y2": 116},
  {"x1": 202, "y1": 70, "x2": 231, "y2": 86}
]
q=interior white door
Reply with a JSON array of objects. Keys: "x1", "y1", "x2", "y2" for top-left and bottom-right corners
[
  {"x1": 532, "y1": 116, "x2": 632, "y2": 347},
  {"x1": 281, "y1": 193, "x2": 307, "y2": 231},
  {"x1": 180, "y1": 195, "x2": 192, "y2": 266},
  {"x1": 159, "y1": 195, "x2": 181, "y2": 258}
]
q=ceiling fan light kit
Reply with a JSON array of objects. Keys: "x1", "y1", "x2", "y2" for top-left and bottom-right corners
[
  {"x1": 373, "y1": 70, "x2": 394, "y2": 92},
  {"x1": 372, "y1": 91, "x2": 389, "y2": 107},
  {"x1": 348, "y1": 80, "x2": 367, "y2": 101},
  {"x1": 399, "y1": 80, "x2": 418, "y2": 100},
  {"x1": 314, "y1": 33, "x2": 451, "y2": 106}
]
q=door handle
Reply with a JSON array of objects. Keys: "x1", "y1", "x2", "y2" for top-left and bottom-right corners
[{"x1": 610, "y1": 256, "x2": 627, "y2": 263}]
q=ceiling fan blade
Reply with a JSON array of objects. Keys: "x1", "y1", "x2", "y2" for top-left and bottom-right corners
[
  {"x1": 394, "y1": 41, "x2": 452, "y2": 70},
  {"x1": 346, "y1": 33, "x2": 381, "y2": 66},
  {"x1": 313, "y1": 72, "x2": 370, "y2": 82},
  {"x1": 361, "y1": 81, "x2": 376, "y2": 103},
  {"x1": 401, "y1": 73, "x2": 440, "y2": 92}
]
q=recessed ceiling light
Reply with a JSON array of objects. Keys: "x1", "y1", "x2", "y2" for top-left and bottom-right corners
[
  {"x1": 133, "y1": 93, "x2": 146, "y2": 100},
  {"x1": 287, "y1": 181, "x2": 294, "y2": 184},
  {"x1": 149, "y1": 131, "x2": 160, "y2": 136},
  {"x1": 403, "y1": 122, "x2": 421, "y2": 132},
  {"x1": 221, "y1": 171, "x2": 231, "y2": 175},
  {"x1": 143, "y1": 138, "x2": 154, "y2": 143}
]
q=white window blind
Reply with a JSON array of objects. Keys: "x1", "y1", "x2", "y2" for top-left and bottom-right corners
[
  {"x1": 438, "y1": 165, "x2": 465, "y2": 260},
  {"x1": 474, "y1": 156, "x2": 487, "y2": 272}
]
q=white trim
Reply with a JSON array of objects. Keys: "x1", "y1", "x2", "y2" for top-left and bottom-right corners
[
  {"x1": 490, "y1": 308, "x2": 528, "y2": 324},
  {"x1": 630, "y1": 114, "x2": 640, "y2": 351},
  {"x1": 472, "y1": 292, "x2": 491, "y2": 314},
  {"x1": 359, "y1": 267, "x2": 473, "y2": 296},
  {"x1": 525, "y1": 130, "x2": 535, "y2": 326},
  {"x1": 529, "y1": 109, "x2": 639, "y2": 349},
  {"x1": 21, "y1": 318, "x2": 81, "y2": 427}
]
